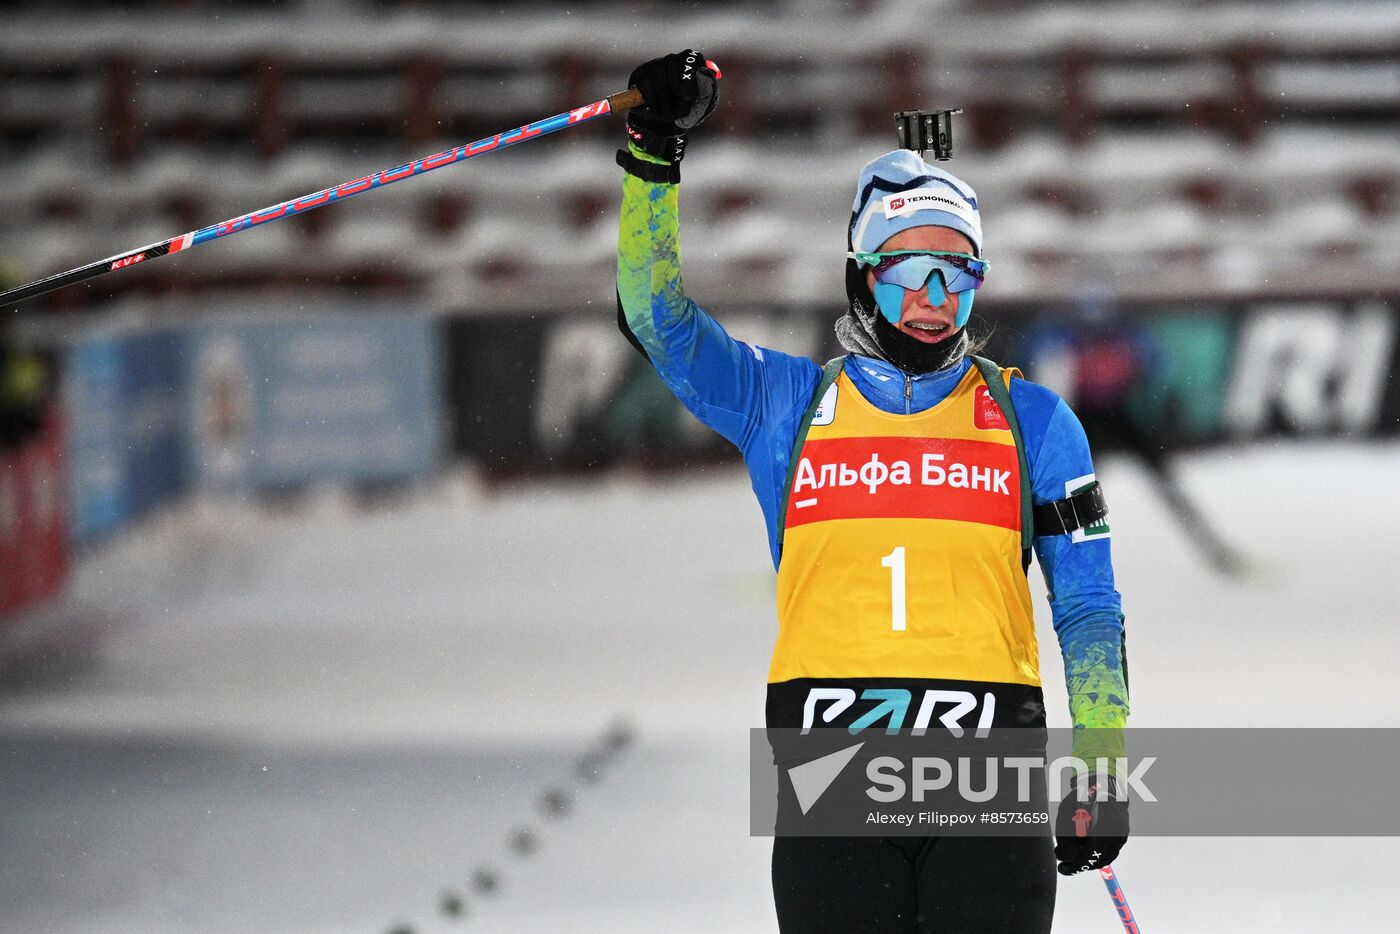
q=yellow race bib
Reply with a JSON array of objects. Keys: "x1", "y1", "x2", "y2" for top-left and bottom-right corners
[{"x1": 770, "y1": 364, "x2": 1039, "y2": 688}]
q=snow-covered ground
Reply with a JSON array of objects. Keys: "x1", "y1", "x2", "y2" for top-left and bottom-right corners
[{"x1": 3, "y1": 442, "x2": 1399, "y2": 933}]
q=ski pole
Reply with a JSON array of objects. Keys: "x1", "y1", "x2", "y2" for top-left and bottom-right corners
[
  {"x1": 1098, "y1": 866, "x2": 1140, "y2": 933},
  {"x1": 0, "y1": 87, "x2": 653, "y2": 309}
]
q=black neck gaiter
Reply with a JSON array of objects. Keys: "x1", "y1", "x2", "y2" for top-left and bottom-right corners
[{"x1": 869, "y1": 311, "x2": 967, "y2": 374}]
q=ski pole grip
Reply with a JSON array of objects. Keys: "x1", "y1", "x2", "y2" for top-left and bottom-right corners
[
  {"x1": 607, "y1": 61, "x2": 720, "y2": 114},
  {"x1": 608, "y1": 88, "x2": 645, "y2": 112}
]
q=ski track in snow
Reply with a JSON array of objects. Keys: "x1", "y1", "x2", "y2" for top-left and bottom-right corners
[{"x1": 2, "y1": 442, "x2": 1398, "y2": 933}]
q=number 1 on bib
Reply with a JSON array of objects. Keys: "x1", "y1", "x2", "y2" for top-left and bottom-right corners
[{"x1": 880, "y1": 546, "x2": 907, "y2": 631}]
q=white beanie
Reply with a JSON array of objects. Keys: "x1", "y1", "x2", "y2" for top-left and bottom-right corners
[{"x1": 848, "y1": 150, "x2": 982, "y2": 258}]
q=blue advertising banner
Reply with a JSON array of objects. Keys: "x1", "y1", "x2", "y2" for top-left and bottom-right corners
[
  {"x1": 189, "y1": 317, "x2": 439, "y2": 490},
  {"x1": 122, "y1": 330, "x2": 190, "y2": 516},
  {"x1": 64, "y1": 313, "x2": 440, "y2": 543},
  {"x1": 65, "y1": 328, "x2": 190, "y2": 542},
  {"x1": 65, "y1": 333, "x2": 126, "y2": 542}
]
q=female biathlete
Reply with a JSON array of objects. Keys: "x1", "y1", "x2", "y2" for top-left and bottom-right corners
[{"x1": 615, "y1": 51, "x2": 1131, "y2": 933}]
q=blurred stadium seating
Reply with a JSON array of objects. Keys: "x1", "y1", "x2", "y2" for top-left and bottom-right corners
[{"x1": 3, "y1": 0, "x2": 1398, "y2": 314}]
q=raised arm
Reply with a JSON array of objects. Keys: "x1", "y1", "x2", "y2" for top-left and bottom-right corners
[{"x1": 615, "y1": 51, "x2": 818, "y2": 455}]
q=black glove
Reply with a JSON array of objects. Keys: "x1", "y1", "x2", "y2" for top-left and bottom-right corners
[
  {"x1": 1054, "y1": 773, "x2": 1129, "y2": 875},
  {"x1": 625, "y1": 49, "x2": 720, "y2": 164}
]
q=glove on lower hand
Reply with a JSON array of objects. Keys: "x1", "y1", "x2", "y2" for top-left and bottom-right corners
[
  {"x1": 625, "y1": 49, "x2": 720, "y2": 163},
  {"x1": 1054, "y1": 773, "x2": 1129, "y2": 875}
]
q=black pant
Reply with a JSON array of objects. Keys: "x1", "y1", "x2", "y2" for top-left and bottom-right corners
[{"x1": 772, "y1": 834, "x2": 1055, "y2": 933}]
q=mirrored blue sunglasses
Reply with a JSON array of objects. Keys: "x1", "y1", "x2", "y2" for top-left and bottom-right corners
[{"x1": 847, "y1": 250, "x2": 988, "y2": 294}]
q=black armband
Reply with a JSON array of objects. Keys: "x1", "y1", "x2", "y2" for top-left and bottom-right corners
[
  {"x1": 616, "y1": 148, "x2": 680, "y2": 184},
  {"x1": 1033, "y1": 481, "x2": 1108, "y2": 537}
]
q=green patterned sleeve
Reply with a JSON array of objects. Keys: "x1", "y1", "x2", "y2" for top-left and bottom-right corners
[
  {"x1": 1065, "y1": 628, "x2": 1130, "y2": 775},
  {"x1": 616, "y1": 143, "x2": 687, "y2": 369}
]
